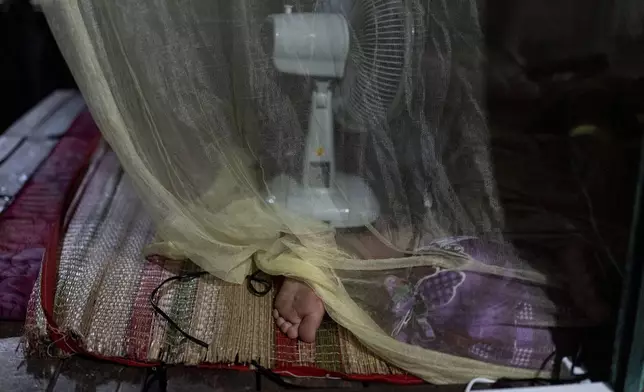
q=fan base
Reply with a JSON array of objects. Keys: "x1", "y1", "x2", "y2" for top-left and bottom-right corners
[{"x1": 266, "y1": 173, "x2": 379, "y2": 228}]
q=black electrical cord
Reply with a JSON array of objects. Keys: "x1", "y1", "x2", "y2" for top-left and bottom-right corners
[
  {"x1": 141, "y1": 365, "x2": 168, "y2": 392},
  {"x1": 490, "y1": 348, "x2": 590, "y2": 389},
  {"x1": 491, "y1": 376, "x2": 589, "y2": 389},
  {"x1": 147, "y1": 266, "x2": 316, "y2": 391},
  {"x1": 149, "y1": 271, "x2": 210, "y2": 348},
  {"x1": 246, "y1": 253, "x2": 273, "y2": 297},
  {"x1": 247, "y1": 269, "x2": 273, "y2": 297},
  {"x1": 149, "y1": 256, "x2": 273, "y2": 349},
  {"x1": 538, "y1": 350, "x2": 558, "y2": 378},
  {"x1": 570, "y1": 345, "x2": 583, "y2": 378},
  {"x1": 251, "y1": 360, "x2": 326, "y2": 390}
]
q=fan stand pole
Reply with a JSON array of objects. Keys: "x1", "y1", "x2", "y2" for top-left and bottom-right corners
[
  {"x1": 303, "y1": 80, "x2": 335, "y2": 190},
  {"x1": 266, "y1": 78, "x2": 379, "y2": 227}
]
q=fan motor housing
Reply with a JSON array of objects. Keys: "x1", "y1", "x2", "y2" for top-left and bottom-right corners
[{"x1": 270, "y1": 12, "x2": 350, "y2": 79}]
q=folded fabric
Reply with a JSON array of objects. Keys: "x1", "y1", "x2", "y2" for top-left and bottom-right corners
[{"x1": 0, "y1": 92, "x2": 99, "y2": 320}]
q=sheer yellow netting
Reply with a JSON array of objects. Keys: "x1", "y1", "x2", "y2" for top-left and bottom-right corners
[{"x1": 41, "y1": 0, "x2": 597, "y2": 383}]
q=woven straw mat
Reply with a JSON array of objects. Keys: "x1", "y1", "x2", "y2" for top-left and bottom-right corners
[{"x1": 24, "y1": 147, "x2": 402, "y2": 376}]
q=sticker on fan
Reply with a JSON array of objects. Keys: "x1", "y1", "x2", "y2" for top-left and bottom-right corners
[{"x1": 309, "y1": 161, "x2": 330, "y2": 188}]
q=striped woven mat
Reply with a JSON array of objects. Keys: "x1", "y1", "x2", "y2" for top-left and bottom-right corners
[{"x1": 24, "y1": 147, "x2": 413, "y2": 382}]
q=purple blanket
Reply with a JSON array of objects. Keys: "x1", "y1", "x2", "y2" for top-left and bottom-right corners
[{"x1": 385, "y1": 237, "x2": 595, "y2": 370}]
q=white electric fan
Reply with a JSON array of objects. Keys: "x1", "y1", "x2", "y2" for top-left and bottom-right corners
[{"x1": 265, "y1": 0, "x2": 413, "y2": 228}]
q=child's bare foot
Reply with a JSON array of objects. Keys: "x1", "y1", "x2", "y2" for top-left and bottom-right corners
[
  {"x1": 273, "y1": 278, "x2": 324, "y2": 343},
  {"x1": 272, "y1": 233, "x2": 397, "y2": 342}
]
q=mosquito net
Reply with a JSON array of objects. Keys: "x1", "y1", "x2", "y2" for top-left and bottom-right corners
[{"x1": 41, "y1": 0, "x2": 603, "y2": 383}]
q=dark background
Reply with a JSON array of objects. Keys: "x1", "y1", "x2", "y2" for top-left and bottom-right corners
[
  {"x1": 0, "y1": 0, "x2": 76, "y2": 132},
  {"x1": 1, "y1": 0, "x2": 642, "y2": 131}
]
